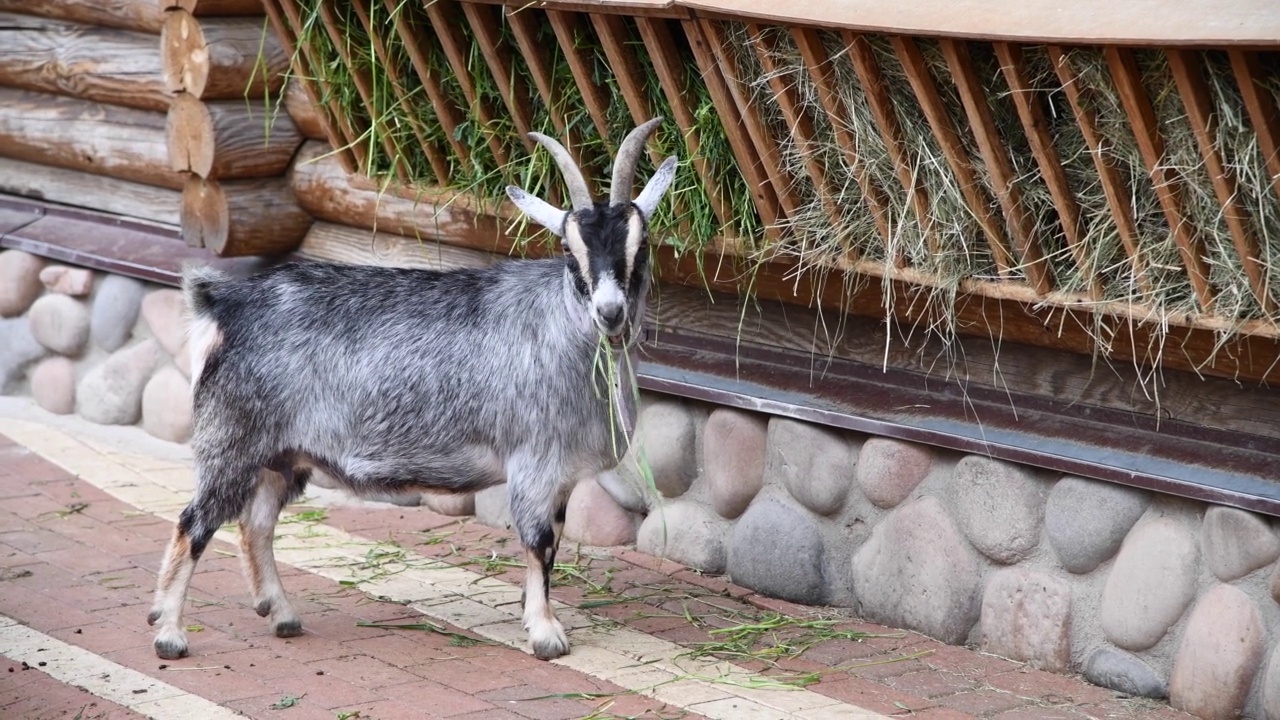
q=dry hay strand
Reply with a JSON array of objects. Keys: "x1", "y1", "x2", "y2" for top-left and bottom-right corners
[
  {"x1": 730, "y1": 23, "x2": 882, "y2": 270},
  {"x1": 1060, "y1": 48, "x2": 1196, "y2": 318},
  {"x1": 1200, "y1": 50, "x2": 1280, "y2": 316}
]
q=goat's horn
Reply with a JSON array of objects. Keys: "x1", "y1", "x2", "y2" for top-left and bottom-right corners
[
  {"x1": 609, "y1": 117, "x2": 664, "y2": 207},
  {"x1": 528, "y1": 132, "x2": 593, "y2": 212}
]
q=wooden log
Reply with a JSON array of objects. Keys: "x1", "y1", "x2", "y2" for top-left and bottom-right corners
[
  {"x1": 0, "y1": 0, "x2": 165, "y2": 34},
  {"x1": 159, "y1": 0, "x2": 265, "y2": 15},
  {"x1": 283, "y1": 79, "x2": 327, "y2": 140},
  {"x1": 0, "y1": 13, "x2": 170, "y2": 112},
  {"x1": 161, "y1": 10, "x2": 287, "y2": 100},
  {"x1": 290, "y1": 141, "x2": 510, "y2": 249},
  {"x1": 182, "y1": 175, "x2": 312, "y2": 255},
  {"x1": 166, "y1": 93, "x2": 303, "y2": 179},
  {"x1": 0, "y1": 156, "x2": 181, "y2": 226},
  {"x1": 0, "y1": 88, "x2": 183, "y2": 190},
  {"x1": 297, "y1": 221, "x2": 497, "y2": 271}
]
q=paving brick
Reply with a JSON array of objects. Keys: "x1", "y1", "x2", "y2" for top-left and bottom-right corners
[
  {"x1": 811, "y1": 675, "x2": 937, "y2": 715},
  {"x1": 450, "y1": 710, "x2": 529, "y2": 720},
  {"x1": 47, "y1": 621, "x2": 153, "y2": 655},
  {"x1": 476, "y1": 684, "x2": 597, "y2": 720},
  {"x1": 939, "y1": 690, "x2": 1029, "y2": 716},
  {"x1": 926, "y1": 644, "x2": 1023, "y2": 680},
  {"x1": 1, "y1": 527, "x2": 80, "y2": 555},
  {"x1": 226, "y1": 692, "x2": 338, "y2": 720},
  {"x1": 308, "y1": 653, "x2": 422, "y2": 689},
  {"x1": 890, "y1": 669, "x2": 981, "y2": 699},
  {"x1": 0, "y1": 660, "x2": 147, "y2": 719},
  {"x1": 993, "y1": 706, "x2": 1093, "y2": 719},
  {"x1": 911, "y1": 707, "x2": 979, "y2": 719},
  {"x1": 985, "y1": 669, "x2": 1113, "y2": 705},
  {"x1": 405, "y1": 658, "x2": 525, "y2": 694},
  {"x1": 366, "y1": 679, "x2": 496, "y2": 716}
]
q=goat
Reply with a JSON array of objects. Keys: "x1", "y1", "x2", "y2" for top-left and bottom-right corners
[{"x1": 147, "y1": 118, "x2": 677, "y2": 661}]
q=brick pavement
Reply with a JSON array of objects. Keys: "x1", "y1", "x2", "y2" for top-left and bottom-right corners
[{"x1": 0, "y1": 419, "x2": 1195, "y2": 720}]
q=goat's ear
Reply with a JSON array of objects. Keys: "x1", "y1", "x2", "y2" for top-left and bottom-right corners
[
  {"x1": 633, "y1": 156, "x2": 678, "y2": 221},
  {"x1": 506, "y1": 186, "x2": 567, "y2": 238}
]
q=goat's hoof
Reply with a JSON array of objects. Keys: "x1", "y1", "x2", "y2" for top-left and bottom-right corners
[
  {"x1": 254, "y1": 599, "x2": 273, "y2": 618},
  {"x1": 529, "y1": 623, "x2": 569, "y2": 661},
  {"x1": 274, "y1": 619, "x2": 303, "y2": 638},
  {"x1": 146, "y1": 609, "x2": 162, "y2": 626},
  {"x1": 153, "y1": 635, "x2": 188, "y2": 660}
]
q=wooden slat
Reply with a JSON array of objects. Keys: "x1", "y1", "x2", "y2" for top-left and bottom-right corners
[
  {"x1": 1168, "y1": 49, "x2": 1273, "y2": 314},
  {"x1": 844, "y1": 33, "x2": 937, "y2": 255},
  {"x1": 506, "y1": 8, "x2": 582, "y2": 164},
  {"x1": 891, "y1": 36, "x2": 1016, "y2": 276},
  {"x1": 940, "y1": 39, "x2": 1053, "y2": 294},
  {"x1": 790, "y1": 27, "x2": 893, "y2": 254},
  {"x1": 748, "y1": 24, "x2": 845, "y2": 234},
  {"x1": 424, "y1": 0, "x2": 511, "y2": 168},
  {"x1": 1047, "y1": 46, "x2": 1150, "y2": 294},
  {"x1": 350, "y1": 0, "x2": 450, "y2": 183},
  {"x1": 314, "y1": 0, "x2": 408, "y2": 181},
  {"x1": 1229, "y1": 50, "x2": 1280, "y2": 207},
  {"x1": 546, "y1": 10, "x2": 616, "y2": 152},
  {"x1": 1104, "y1": 46, "x2": 1214, "y2": 310},
  {"x1": 463, "y1": 2, "x2": 538, "y2": 154},
  {"x1": 699, "y1": 19, "x2": 801, "y2": 220},
  {"x1": 680, "y1": 18, "x2": 782, "y2": 238},
  {"x1": 634, "y1": 17, "x2": 733, "y2": 230},
  {"x1": 995, "y1": 42, "x2": 1100, "y2": 297},
  {"x1": 265, "y1": 0, "x2": 359, "y2": 173},
  {"x1": 383, "y1": 0, "x2": 471, "y2": 167}
]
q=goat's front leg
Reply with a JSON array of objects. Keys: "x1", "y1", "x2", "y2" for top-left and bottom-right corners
[{"x1": 510, "y1": 477, "x2": 571, "y2": 660}]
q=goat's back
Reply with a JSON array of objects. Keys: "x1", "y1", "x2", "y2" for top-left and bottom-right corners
[{"x1": 185, "y1": 261, "x2": 614, "y2": 488}]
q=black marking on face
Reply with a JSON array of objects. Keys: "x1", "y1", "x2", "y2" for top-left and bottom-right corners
[{"x1": 561, "y1": 204, "x2": 649, "y2": 301}]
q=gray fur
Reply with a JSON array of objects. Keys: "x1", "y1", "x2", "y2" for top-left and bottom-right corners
[{"x1": 150, "y1": 119, "x2": 673, "y2": 661}]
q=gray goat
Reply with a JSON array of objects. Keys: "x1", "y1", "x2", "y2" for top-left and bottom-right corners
[{"x1": 147, "y1": 118, "x2": 676, "y2": 661}]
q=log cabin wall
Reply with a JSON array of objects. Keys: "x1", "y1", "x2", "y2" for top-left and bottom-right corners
[{"x1": 0, "y1": 0, "x2": 311, "y2": 252}]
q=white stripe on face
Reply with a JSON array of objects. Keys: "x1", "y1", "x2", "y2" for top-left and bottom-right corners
[
  {"x1": 624, "y1": 207, "x2": 644, "y2": 286},
  {"x1": 563, "y1": 215, "x2": 593, "y2": 292}
]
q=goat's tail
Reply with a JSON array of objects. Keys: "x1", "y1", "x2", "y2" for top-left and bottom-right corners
[{"x1": 182, "y1": 265, "x2": 227, "y2": 318}]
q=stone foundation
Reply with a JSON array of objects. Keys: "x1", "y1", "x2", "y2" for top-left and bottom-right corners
[
  {"x1": 4, "y1": 250, "x2": 1278, "y2": 719},
  {"x1": 1, "y1": 251, "x2": 192, "y2": 443}
]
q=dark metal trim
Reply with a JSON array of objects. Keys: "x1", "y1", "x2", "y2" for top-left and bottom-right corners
[{"x1": 637, "y1": 327, "x2": 1280, "y2": 516}]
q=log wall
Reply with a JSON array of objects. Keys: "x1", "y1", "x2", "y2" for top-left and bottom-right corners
[{"x1": 0, "y1": 0, "x2": 310, "y2": 254}]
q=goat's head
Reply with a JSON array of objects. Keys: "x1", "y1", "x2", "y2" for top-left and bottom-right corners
[{"x1": 506, "y1": 118, "x2": 676, "y2": 340}]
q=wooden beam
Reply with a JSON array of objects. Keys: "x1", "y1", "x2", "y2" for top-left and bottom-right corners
[
  {"x1": 462, "y1": 2, "x2": 538, "y2": 154},
  {"x1": 350, "y1": 0, "x2": 450, "y2": 183},
  {"x1": 1229, "y1": 50, "x2": 1280, "y2": 207},
  {"x1": 1168, "y1": 49, "x2": 1273, "y2": 314},
  {"x1": 166, "y1": 93, "x2": 304, "y2": 179},
  {"x1": 680, "y1": 18, "x2": 782, "y2": 239},
  {"x1": 0, "y1": 87, "x2": 183, "y2": 190},
  {"x1": 161, "y1": 11, "x2": 287, "y2": 100},
  {"x1": 995, "y1": 42, "x2": 1099, "y2": 297},
  {"x1": 1047, "y1": 46, "x2": 1150, "y2": 294},
  {"x1": 634, "y1": 16, "x2": 733, "y2": 230},
  {"x1": 267, "y1": 0, "x2": 361, "y2": 172},
  {"x1": 892, "y1": 36, "x2": 1016, "y2": 277},
  {"x1": 159, "y1": 0, "x2": 264, "y2": 15},
  {"x1": 844, "y1": 32, "x2": 937, "y2": 255},
  {"x1": 0, "y1": 13, "x2": 170, "y2": 112},
  {"x1": 314, "y1": 0, "x2": 408, "y2": 181},
  {"x1": 424, "y1": 0, "x2": 511, "y2": 168},
  {"x1": 0, "y1": 0, "x2": 165, "y2": 34},
  {"x1": 0, "y1": 156, "x2": 182, "y2": 226},
  {"x1": 1105, "y1": 46, "x2": 1214, "y2": 310},
  {"x1": 183, "y1": 175, "x2": 311, "y2": 255},
  {"x1": 790, "y1": 27, "x2": 893, "y2": 254},
  {"x1": 940, "y1": 39, "x2": 1053, "y2": 294},
  {"x1": 700, "y1": 19, "x2": 801, "y2": 220},
  {"x1": 383, "y1": 0, "x2": 471, "y2": 168},
  {"x1": 284, "y1": 79, "x2": 327, "y2": 140},
  {"x1": 546, "y1": 9, "x2": 616, "y2": 154}
]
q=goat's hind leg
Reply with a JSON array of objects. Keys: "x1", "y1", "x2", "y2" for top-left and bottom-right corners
[
  {"x1": 149, "y1": 464, "x2": 254, "y2": 659},
  {"x1": 240, "y1": 465, "x2": 307, "y2": 638}
]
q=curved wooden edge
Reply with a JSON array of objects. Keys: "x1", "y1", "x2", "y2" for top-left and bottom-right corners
[{"x1": 679, "y1": 0, "x2": 1280, "y2": 47}]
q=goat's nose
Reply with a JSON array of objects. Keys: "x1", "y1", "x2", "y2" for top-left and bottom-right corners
[{"x1": 599, "y1": 303, "x2": 624, "y2": 329}]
